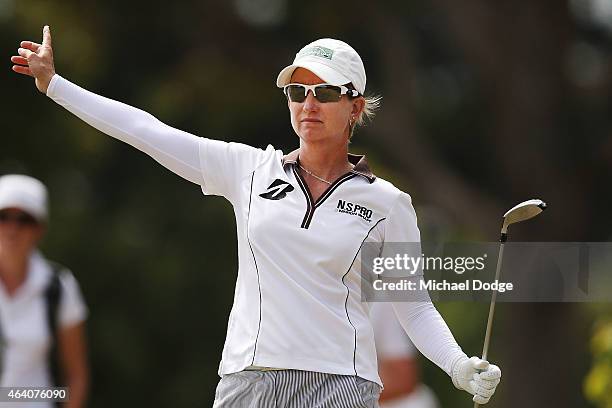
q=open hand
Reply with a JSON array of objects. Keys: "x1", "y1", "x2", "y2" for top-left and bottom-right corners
[{"x1": 11, "y1": 25, "x2": 56, "y2": 94}]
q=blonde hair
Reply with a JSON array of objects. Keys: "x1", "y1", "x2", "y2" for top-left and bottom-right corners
[{"x1": 350, "y1": 94, "x2": 382, "y2": 138}]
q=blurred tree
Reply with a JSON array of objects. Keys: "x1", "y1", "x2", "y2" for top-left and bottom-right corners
[{"x1": 585, "y1": 319, "x2": 612, "y2": 407}]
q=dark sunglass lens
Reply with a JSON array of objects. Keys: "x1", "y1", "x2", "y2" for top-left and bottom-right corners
[
  {"x1": 287, "y1": 85, "x2": 306, "y2": 103},
  {"x1": 0, "y1": 212, "x2": 37, "y2": 226},
  {"x1": 17, "y1": 214, "x2": 37, "y2": 225},
  {"x1": 315, "y1": 86, "x2": 342, "y2": 103}
]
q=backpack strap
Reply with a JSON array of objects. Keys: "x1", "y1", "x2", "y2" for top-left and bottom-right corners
[
  {"x1": 45, "y1": 261, "x2": 64, "y2": 390},
  {"x1": 0, "y1": 290, "x2": 4, "y2": 383}
]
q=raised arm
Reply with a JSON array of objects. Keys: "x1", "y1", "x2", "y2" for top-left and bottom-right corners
[{"x1": 11, "y1": 26, "x2": 203, "y2": 185}]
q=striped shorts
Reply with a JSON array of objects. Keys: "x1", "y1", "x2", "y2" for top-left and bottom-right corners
[{"x1": 213, "y1": 369, "x2": 381, "y2": 408}]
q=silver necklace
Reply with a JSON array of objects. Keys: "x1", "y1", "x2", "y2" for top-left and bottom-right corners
[
  {"x1": 297, "y1": 162, "x2": 355, "y2": 185},
  {"x1": 298, "y1": 163, "x2": 332, "y2": 185}
]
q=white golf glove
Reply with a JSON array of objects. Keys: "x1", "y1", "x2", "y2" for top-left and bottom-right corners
[{"x1": 451, "y1": 356, "x2": 502, "y2": 404}]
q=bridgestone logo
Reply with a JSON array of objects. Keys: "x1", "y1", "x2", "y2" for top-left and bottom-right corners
[
  {"x1": 298, "y1": 46, "x2": 334, "y2": 60},
  {"x1": 337, "y1": 199, "x2": 372, "y2": 222},
  {"x1": 259, "y1": 179, "x2": 294, "y2": 200}
]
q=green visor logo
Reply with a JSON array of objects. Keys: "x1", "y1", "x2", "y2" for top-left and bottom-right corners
[{"x1": 298, "y1": 46, "x2": 334, "y2": 60}]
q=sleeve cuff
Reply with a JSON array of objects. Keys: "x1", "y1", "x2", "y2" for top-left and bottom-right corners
[
  {"x1": 451, "y1": 354, "x2": 470, "y2": 389},
  {"x1": 46, "y1": 73, "x2": 62, "y2": 97}
]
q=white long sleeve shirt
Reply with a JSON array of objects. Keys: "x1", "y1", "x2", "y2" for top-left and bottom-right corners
[{"x1": 46, "y1": 74, "x2": 467, "y2": 386}]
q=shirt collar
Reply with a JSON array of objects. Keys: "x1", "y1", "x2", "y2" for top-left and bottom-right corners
[
  {"x1": 282, "y1": 148, "x2": 376, "y2": 183},
  {"x1": 0, "y1": 251, "x2": 50, "y2": 301}
]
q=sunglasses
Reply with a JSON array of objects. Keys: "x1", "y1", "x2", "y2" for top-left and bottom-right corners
[
  {"x1": 0, "y1": 211, "x2": 38, "y2": 226},
  {"x1": 283, "y1": 83, "x2": 360, "y2": 103}
]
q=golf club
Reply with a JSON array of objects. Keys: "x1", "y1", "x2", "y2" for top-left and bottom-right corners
[{"x1": 473, "y1": 199, "x2": 547, "y2": 407}]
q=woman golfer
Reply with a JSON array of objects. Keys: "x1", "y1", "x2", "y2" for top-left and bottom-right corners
[{"x1": 12, "y1": 26, "x2": 501, "y2": 407}]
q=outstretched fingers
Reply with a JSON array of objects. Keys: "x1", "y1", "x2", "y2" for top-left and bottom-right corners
[
  {"x1": 12, "y1": 65, "x2": 33, "y2": 77},
  {"x1": 17, "y1": 47, "x2": 34, "y2": 59},
  {"x1": 20, "y1": 41, "x2": 41, "y2": 52},
  {"x1": 11, "y1": 56, "x2": 28, "y2": 65},
  {"x1": 11, "y1": 26, "x2": 55, "y2": 93},
  {"x1": 11, "y1": 52, "x2": 33, "y2": 76}
]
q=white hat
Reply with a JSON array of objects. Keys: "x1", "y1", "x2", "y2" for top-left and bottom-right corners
[
  {"x1": 276, "y1": 38, "x2": 367, "y2": 94},
  {"x1": 0, "y1": 175, "x2": 48, "y2": 221}
]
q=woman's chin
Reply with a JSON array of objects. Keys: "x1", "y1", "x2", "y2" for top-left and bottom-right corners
[{"x1": 298, "y1": 129, "x2": 328, "y2": 143}]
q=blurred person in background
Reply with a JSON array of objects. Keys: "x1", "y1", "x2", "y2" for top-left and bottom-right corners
[
  {"x1": 370, "y1": 302, "x2": 439, "y2": 408},
  {"x1": 11, "y1": 26, "x2": 501, "y2": 407},
  {"x1": 0, "y1": 175, "x2": 89, "y2": 408}
]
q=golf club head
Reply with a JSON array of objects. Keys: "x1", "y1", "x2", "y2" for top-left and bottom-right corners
[{"x1": 501, "y1": 199, "x2": 547, "y2": 234}]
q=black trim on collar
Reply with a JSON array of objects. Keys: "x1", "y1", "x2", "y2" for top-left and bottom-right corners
[
  {"x1": 282, "y1": 148, "x2": 376, "y2": 183},
  {"x1": 291, "y1": 166, "x2": 356, "y2": 229}
]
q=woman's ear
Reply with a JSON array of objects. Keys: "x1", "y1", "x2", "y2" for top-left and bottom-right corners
[
  {"x1": 351, "y1": 97, "x2": 366, "y2": 119},
  {"x1": 33, "y1": 223, "x2": 46, "y2": 244}
]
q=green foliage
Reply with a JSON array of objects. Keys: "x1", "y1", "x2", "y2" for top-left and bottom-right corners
[{"x1": 585, "y1": 320, "x2": 612, "y2": 407}]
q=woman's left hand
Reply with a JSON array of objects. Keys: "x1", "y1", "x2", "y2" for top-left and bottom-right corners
[{"x1": 452, "y1": 356, "x2": 502, "y2": 405}]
